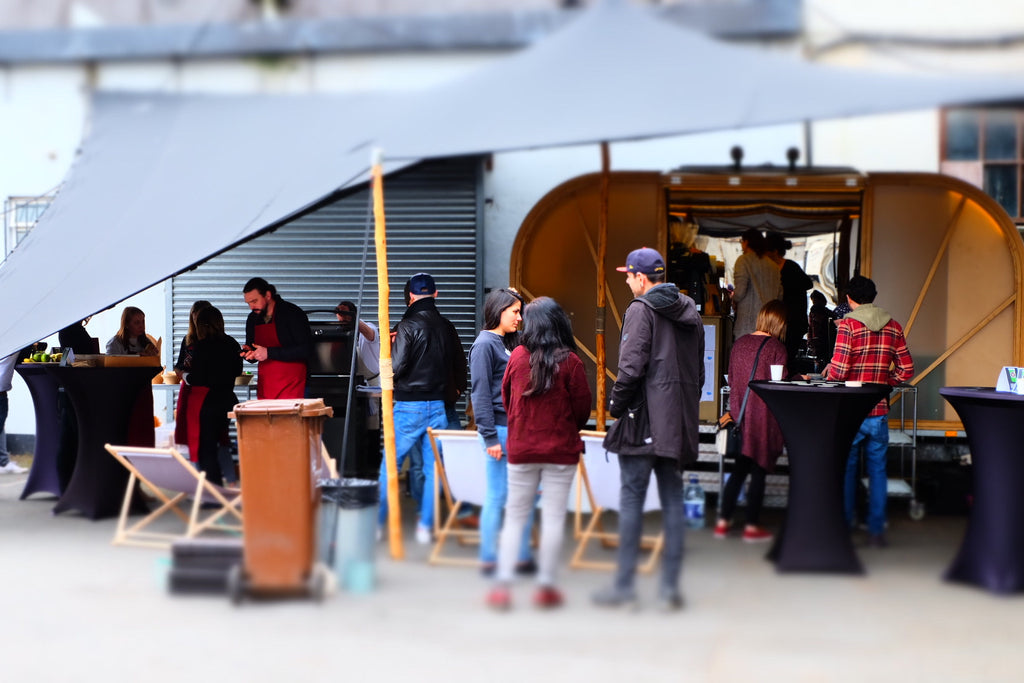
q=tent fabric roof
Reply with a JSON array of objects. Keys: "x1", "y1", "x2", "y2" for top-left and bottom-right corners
[
  {"x1": 4, "y1": 0, "x2": 1024, "y2": 356},
  {"x1": 0, "y1": 91, "x2": 411, "y2": 357},
  {"x1": 380, "y1": 0, "x2": 1024, "y2": 160}
]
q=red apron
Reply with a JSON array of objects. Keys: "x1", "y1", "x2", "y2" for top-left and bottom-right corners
[
  {"x1": 254, "y1": 319, "x2": 306, "y2": 399},
  {"x1": 174, "y1": 382, "x2": 208, "y2": 462}
]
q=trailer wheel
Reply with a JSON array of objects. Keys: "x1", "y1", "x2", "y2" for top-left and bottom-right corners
[
  {"x1": 909, "y1": 500, "x2": 925, "y2": 521},
  {"x1": 227, "y1": 563, "x2": 245, "y2": 605}
]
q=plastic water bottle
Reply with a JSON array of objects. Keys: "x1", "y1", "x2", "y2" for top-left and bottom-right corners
[{"x1": 683, "y1": 475, "x2": 706, "y2": 529}]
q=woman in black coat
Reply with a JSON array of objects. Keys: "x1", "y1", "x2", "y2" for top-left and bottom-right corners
[{"x1": 182, "y1": 306, "x2": 242, "y2": 487}]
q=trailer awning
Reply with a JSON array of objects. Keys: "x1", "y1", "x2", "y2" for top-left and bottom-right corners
[{"x1": 0, "y1": 91, "x2": 413, "y2": 356}]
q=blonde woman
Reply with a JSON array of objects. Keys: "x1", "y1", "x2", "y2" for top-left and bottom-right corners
[{"x1": 105, "y1": 306, "x2": 158, "y2": 356}]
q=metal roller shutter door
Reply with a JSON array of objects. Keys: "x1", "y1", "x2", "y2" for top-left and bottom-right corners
[{"x1": 169, "y1": 156, "x2": 482, "y2": 385}]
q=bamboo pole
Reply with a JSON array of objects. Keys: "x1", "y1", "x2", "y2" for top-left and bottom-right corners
[
  {"x1": 371, "y1": 149, "x2": 403, "y2": 560},
  {"x1": 596, "y1": 142, "x2": 610, "y2": 429}
]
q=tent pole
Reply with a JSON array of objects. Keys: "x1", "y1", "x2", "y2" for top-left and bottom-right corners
[
  {"x1": 596, "y1": 141, "x2": 610, "y2": 430},
  {"x1": 372, "y1": 149, "x2": 403, "y2": 560}
]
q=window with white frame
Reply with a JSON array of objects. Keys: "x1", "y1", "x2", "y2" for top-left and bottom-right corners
[{"x1": 3, "y1": 196, "x2": 51, "y2": 255}]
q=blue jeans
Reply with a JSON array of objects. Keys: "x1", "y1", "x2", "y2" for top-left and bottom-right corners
[
  {"x1": 378, "y1": 400, "x2": 448, "y2": 529},
  {"x1": 844, "y1": 415, "x2": 889, "y2": 535},
  {"x1": 479, "y1": 425, "x2": 534, "y2": 565},
  {"x1": 614, "y1": 455, "x2": 684, "y2": 596},
  {"x1": 406, "y1": 404, "x2": 461, "y2": 502}
]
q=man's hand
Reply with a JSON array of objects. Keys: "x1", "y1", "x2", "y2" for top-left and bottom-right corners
[
  {"x1": 486, "y1": 444, "x2": 503, "y2": 460},
  {"x1": 241, "y1": 344, "x2": 269, "y2": 362}
]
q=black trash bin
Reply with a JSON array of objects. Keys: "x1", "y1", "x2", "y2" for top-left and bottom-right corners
[{"x1": 318, "y1": 478, "x2": 379, "y2": 593}]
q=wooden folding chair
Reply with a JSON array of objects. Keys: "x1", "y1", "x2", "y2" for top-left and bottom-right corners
[
  {"x1": 570, "y1": 431, "x2": 664, "y2": 573},
  {"x1": 427, "y1": 428, "x2": 485, "y2": 566},
  {"x1": 104, "y1": 444, "x2": 243, "y2": 549}
]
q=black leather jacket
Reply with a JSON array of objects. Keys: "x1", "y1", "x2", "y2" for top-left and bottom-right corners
[{"x1": 393, "y1": 297, "x2": 467, "y2": 402}]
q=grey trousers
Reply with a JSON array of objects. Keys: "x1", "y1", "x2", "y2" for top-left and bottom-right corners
[
  {"x1": 614, "y1": 454, "x2": 685, "y2": 595},
  {"x1": 496, "y1": 462, "x2": 576, "y2": 586}
]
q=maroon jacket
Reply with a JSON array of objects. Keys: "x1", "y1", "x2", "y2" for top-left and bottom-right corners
[{"x1": 502, "y1": 346, "x2": 592, "y2": 465}]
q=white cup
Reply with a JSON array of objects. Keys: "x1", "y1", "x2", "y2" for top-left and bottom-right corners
[{"x1": 770, "y1": 365, "x2": 784, "y2": 381}]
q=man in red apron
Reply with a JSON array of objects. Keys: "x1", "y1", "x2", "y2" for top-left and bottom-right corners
[{"x1": 241, "y1": 277, "x2": 312, "y2": 399}]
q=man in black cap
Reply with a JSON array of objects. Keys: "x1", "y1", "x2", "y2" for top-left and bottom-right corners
[
  {"x1": 378, "y1": 272, "x2": 467, "y2": 544},
  {"x1": 593, "y1": 247, "x2": 704, "y2": 611}
]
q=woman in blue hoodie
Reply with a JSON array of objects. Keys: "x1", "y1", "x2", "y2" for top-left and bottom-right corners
[{"x1": 470, "y1": 288, "x2": 535, "y2": 577}]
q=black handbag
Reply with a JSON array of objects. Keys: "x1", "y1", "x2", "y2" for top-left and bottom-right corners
[
  {"x1": 717, "y1": 337, "x2": 771, "y2": 458},
  {"x1": 602, "y1": 399, "x2": 651, "y2": 453}
]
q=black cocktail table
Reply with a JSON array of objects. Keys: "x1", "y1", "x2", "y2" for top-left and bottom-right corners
[
  {"x1": 44, "y1": 366, "x2": 156, "y2": 519},
  {"x1": 749, "y1": 380, "x2": 890, "y2": 574},
  {"x1": 940, "y1": 386, "x2": 1024, "y2": 594},
  {"x1": 14, "y1": 365, "x2": 62, "y2": 499}
]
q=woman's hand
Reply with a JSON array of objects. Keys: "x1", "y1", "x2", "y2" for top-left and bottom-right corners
[{"x1": 486, "y1": 444, "x2": 503, "y2": 460}]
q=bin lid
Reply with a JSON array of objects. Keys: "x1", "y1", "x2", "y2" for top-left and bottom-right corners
[{"x1": 230, "y1": 398, "x2": 334, "y2": 418}]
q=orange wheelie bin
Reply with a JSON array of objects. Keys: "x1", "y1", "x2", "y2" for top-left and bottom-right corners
[{"x1": 227, "y1": 398, "x2": 333, "y2": 602}]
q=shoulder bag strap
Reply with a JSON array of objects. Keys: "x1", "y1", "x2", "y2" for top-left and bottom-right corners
[{"x1": 736, "y1": 336, "x2": 771, "y2": 427}]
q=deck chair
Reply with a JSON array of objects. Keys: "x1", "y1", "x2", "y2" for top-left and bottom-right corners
[
  {"x1": 570, "y1": 431, "x2": 664, "y2": 573},
  {"x1": 105, "y1": 444, "x2": 243, "y2": 549},
  {"x1": 427, "y1": 428, "x2": 485, "y2": 566}
]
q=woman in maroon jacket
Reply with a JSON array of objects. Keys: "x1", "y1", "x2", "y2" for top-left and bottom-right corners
[
  {"x1": 486, "y1": 297, "x2": 592, "y2": 611},
  {"x1": 716, "y1": 300, "x2": 788, "y2": 543}
]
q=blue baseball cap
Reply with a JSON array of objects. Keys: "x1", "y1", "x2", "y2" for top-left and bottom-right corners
[
  {"x1": 616, "y1": 247, "x2": 665, "y2": 276},
  {"x1": 407, "y1": 272, "x2": 437, "y2": 295}
]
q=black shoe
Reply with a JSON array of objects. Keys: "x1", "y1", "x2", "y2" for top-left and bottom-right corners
[
  {"x1": 867, "y1": 533, "x2": 889, "y2": 548},
  {"x1": 514, "y1": 559, "x2": 538, "y2": 576},
  {"x1": 656, "y1": 591, "x2": 685, "y2": 612},
  {"x1": 480, "y1": 563, "x2": 496, "y2": 578}
]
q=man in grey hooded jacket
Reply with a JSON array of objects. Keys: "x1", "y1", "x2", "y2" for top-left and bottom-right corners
[{"x1": 593, "y1": 247, "x2": 705, "y2": 611}]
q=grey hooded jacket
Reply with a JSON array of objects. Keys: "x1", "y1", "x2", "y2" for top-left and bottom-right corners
[{"x1": 608, "y1": 283, "x2": 705, "y2": 464}]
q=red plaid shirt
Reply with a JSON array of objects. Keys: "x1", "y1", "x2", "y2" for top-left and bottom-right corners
[{"x1": 824, "y1": 312, "x2": 914, "y2": 417}]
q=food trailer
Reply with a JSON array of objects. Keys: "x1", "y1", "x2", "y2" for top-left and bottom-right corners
[{"x1": 511, "y1": 167, "x2": 1024, "y2": 435}]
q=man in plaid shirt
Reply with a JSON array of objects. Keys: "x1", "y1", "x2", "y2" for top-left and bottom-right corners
[{"x1": 823, "y1": 275, "x2": 914, "y2": 547}]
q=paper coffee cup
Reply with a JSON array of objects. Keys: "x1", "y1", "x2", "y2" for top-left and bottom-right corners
[{"x1": 770, "y1": 365, "x2": 784, "y2": 381}]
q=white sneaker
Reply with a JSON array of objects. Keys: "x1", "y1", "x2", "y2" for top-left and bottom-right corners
[
  {"x1": 0, "y1": 461, "x2": 27, "y2": 475},
  {"x1": 415, "y1": 523, "x2": 432, "y2": 545}
]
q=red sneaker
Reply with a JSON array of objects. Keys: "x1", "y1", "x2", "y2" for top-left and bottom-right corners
[
  {"x1": 533, "y1": 586, "x2": 564, "y2": 609},
  {"x1": 486, "y1": 586, "x2": 511, "y2": 611},
  {"x1": 713, "y1": 519, "x2": 731, "y2": 539},
  {"x1": 742, "y1": 527, "x2": 773, "y2": 543}
]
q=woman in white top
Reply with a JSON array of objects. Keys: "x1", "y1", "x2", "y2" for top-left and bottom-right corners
[
  {"x1": 732, "y1": 228, "x2": 782, "y2": 339},
  {"x1": 105, "y1": 306, "x2": 158, "y2": 356}
]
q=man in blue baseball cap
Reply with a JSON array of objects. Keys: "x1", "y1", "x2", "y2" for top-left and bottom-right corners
[
  {"x1": 379, "y1": 272, "x2": 467, "y2": 545},
  {"x1": 594, "y1": 246, "x2": 704, "y2": 611}
]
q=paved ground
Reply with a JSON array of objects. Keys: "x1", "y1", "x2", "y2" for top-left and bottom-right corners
[{"x1": 2, "y1": 460, "x2": 1022, "y2": 683}]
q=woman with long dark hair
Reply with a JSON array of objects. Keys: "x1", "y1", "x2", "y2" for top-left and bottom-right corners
[
  {"x1": 181, "y1": 306, "x2": 242, "y2": 487},
  {"x1": 470, "y1": 288, "x2": 536, "y2": 577},
  {"x1": 716, "y1": 300, "x2": 788, "y2": 542},
  {"x1": 174, "y1": 300, "x2": 212, "y2": 466},
  {"x1": 487, "y1": 297, "x2": 591, "y2": 610}
]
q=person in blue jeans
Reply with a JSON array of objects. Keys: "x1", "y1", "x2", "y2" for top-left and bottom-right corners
[
  {"x1": 378, "y1": 273, "x2": 467, "y2": 544},
  {"x1": 470, "y1": 288, "x2": 536, "y2": 577}
]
